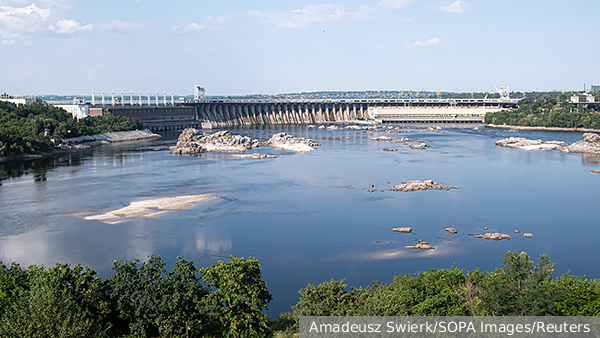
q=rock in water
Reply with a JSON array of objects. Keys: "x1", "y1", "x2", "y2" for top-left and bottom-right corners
[
  {"x1": 562, "y1": 133, "x2": 600, "y2": 155},
  {"x1": 389, "y1": 180, "x2": 458, "y2": 192},
  {"x1": 582, "y1": 133, "x2": 600, "y2": 143},
  {"x1": 405, "y1": 243, "x2": 433, "y2": 250},
  {"x1": 262, "y1": 133, "x2": 319, "y2": 153},
  {"x1": 495, "y1": 137, "x2": 567, "y2": 150},
  {"x1": 445, "y1": 228, "x2": 457, "y2": 234},
  {"x1": 474, "y1": 233, "x2": 511, "y2": 241},
  {"x1": 170, "y1": 129, "x2": 260, "y2": 155},
  {"x1": 392, "y1": 227, "x2": 413, "y2": 233},
  {"x1": 231, "y1": 154, "x2": 279, "y2": 159},
  {"x1": 409, "y1": 143, "x2": 431, "y2": 149}
]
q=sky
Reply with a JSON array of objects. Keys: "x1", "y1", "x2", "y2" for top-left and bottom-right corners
[{"x1": 1, "y1": 0, "x2": 599, "y2": 96}]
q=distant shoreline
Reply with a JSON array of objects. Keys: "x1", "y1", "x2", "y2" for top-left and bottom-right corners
[
  {"x1": 486, "y1": 124, "x2": 600, "y2": 133},
  {"x1": 0, "y1": 129, "x2": 161, "y2": 163}
]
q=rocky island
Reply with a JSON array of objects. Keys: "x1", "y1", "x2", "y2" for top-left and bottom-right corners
[
  {"x1": 561, "y1": 133, "x2": 600, "y2": 155},
  {"x1": 262, "y1": 132, "x2": 320, "y2": 153},
  {"x1": 495, "y1": 137, "x2": 567, "y2": 150},
  {"x1": 169, "y1": 129, "x2": 319, "y2": 155},
  {"x1": 170, "y1": 129, "x2": 260, "y2": 155},
  {"x1": 495, "y1": 133, "x2": 600, "y2": 155},
  {"x1": 389, "y1": 180, "x2": 458, "y2": 192}
]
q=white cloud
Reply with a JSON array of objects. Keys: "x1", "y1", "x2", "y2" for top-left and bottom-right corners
[
  {"x1": 377, "y1": 0, "x2": 414, "y2": 10},
  {"x1": 250, "y1": 4, "x2": 374, "y2": 28},
  {"x1": 0, "y1": 4, "x2": 50, "y2": 21},
  {"x1": 172, "y1": 22, "x2": 206, "y2": 34},
  {"x1": 403, "y1": 37, "x2": 440, "y2": 48},
  {"x1": 2, "y1": 39, "x2": 16, "y2": 45},
  {"x1": 48, "y1": 19, "x2": 92, "y2": 34},
  {"x1": 0, "y1": 3, "x2": 50, "y2": 38},
  {"x1": 433, "y1": 1, "x2": 472, "y2": 14},
  {"x1": 376, "y1": 43, "x2": 391, "y2": 48},
  {"x1": 205, "y1": 13, "x2": 234, "y2": 23}
]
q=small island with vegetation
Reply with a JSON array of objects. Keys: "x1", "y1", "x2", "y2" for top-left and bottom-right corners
[
  {"x1": 486, "y1": 92, "x2": 600, "y2": 130},
  {"x1": 0, "y1": 100, "x2": 153, "y2": 161}
]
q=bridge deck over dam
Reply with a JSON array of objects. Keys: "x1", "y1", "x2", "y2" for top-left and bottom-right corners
[{"x1": 91, "y1": 98, "x2": 519, "y2": 130}]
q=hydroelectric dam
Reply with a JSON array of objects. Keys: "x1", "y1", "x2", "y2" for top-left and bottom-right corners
[
  {"x1": 192, "y1": 98, "x2": 519, "y2": 128},
  {"x1": 74, "y1": 91, "x2": 520, "y2": 131}
]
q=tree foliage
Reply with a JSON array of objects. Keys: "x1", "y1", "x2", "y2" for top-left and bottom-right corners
[
  {"x1": 1, "y1": 252, "x2": 599, "y2": 337},
  {"x1": 288, "y1": 251, "x2": 599, "y2": 319},
  {"x1": 0, "y1": 100, "x2": 145, "y2": 156},
  {"x1": 485, "y1": 95, "x2": 600, "y2": 129},
  {"x1": 106, "y1": 255, "x2": 209, "y2": 338},
  {"x1": 0, "y1": 262, "x2": 111, "y2": 338},
  {"x1": 201, "y1": 256, "x2": 273, "y2": 338}
]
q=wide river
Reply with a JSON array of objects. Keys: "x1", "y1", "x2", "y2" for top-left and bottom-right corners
[{"x1": 0, "y1": 125, "x2": 598, "y2": 315}]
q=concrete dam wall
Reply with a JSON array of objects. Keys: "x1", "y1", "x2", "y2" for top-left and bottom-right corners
[
  {"x1": 195, "y1": 99, "x2": 518, "y2": 127},
  {"x1": 196, "y1": 101, "x2": 370, "y2": 127}
]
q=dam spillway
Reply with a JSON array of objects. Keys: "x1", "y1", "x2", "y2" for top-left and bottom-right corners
[{"x1": 194, "y1": 98, "x2": 518, "y2": 127}]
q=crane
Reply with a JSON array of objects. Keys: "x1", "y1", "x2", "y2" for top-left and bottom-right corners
[
  {"x1": 484, "y1": 91, "x2": 489, "y2": 99},
  {"x1": 436, "y1": 90, "x2": 441, "y2": 99},
  {"x1": 494, "y1": 86, "x2": 510, "y2": 100}
]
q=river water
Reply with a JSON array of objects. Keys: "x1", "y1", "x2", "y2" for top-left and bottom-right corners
[{"x1": 0, "y1": 125, "x2": 598, "y2": 316}]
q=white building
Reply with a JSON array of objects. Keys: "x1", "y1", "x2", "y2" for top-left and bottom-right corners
[
  {"x1": 0, "y1": 94, "x2": 34, "y2": 105},
  {"x1": 53, "y1": 102, "x2": 91, "y2": 119}
]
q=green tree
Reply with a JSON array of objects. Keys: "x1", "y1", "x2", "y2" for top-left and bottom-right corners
[
  {"x1": 555, "y1": 274, "x2": 600, "y2": 315},
  {"x1": 106, "y1": 255, "x2": 208, "y2": 338},
  {"x1": 479, "y1": 251, "x2": 564, "y2": 315},
  {"x1": 201, "y1": 256, "x2": 272, "y2": 338},
  {"x1": 0, "y1": 263, "x2": 110, "y2": 338},
  {"x1": 293, "y1": 279, "x2": 359, "y2": 316}
]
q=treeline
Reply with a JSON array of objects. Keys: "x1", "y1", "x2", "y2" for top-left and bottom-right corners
[
  {"x1": 485, "y1": 95, "x2": 600, "y2": 129},
  {"x1": 0, "y1": 256, "x2": 272, "y2": 338},
  {"x1": 292, "y1": 251, "x2": 599, "y2": 316},
  {"x1": 0, "y1": 100, "x2": 145, "y2": 156},
  {"x1": 1, "y1": 252, "x2": 599, "y2": 338}
]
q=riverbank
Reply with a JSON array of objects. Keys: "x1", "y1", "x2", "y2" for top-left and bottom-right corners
[
  {"x1": 0, "y1": 129, "x2": 160, "y2": 163},
  {"x1": 486, "y1": 124, "x2": 600, "y2": 133}
]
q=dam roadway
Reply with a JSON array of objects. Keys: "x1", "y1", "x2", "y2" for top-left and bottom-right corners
[{"x1": 98, "y1": 98, "x2": 519, "y2": 130}]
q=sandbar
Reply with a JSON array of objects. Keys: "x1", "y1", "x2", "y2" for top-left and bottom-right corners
[{"x1": 85, "y1": 194, "x2": 214, "y2": 222}]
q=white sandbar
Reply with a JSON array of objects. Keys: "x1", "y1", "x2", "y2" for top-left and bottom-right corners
[{"x1": 85, "y1": 194, "x2": 214, "y2": 222}]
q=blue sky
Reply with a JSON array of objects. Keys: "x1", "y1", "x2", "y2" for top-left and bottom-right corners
[{"x1": 1, "y1": 0, "x2": 599, "y2": 96}]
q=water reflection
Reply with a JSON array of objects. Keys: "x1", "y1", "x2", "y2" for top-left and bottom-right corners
[
  {"x1": 1, "y1": 153, "x2": 81, "y2": 183},
  {"x1": 0, "y1": 214, "x2": 232, "y2": 276},
  {"x1": 580, "y1": 153, "x2": 600, "y2": 167}
]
